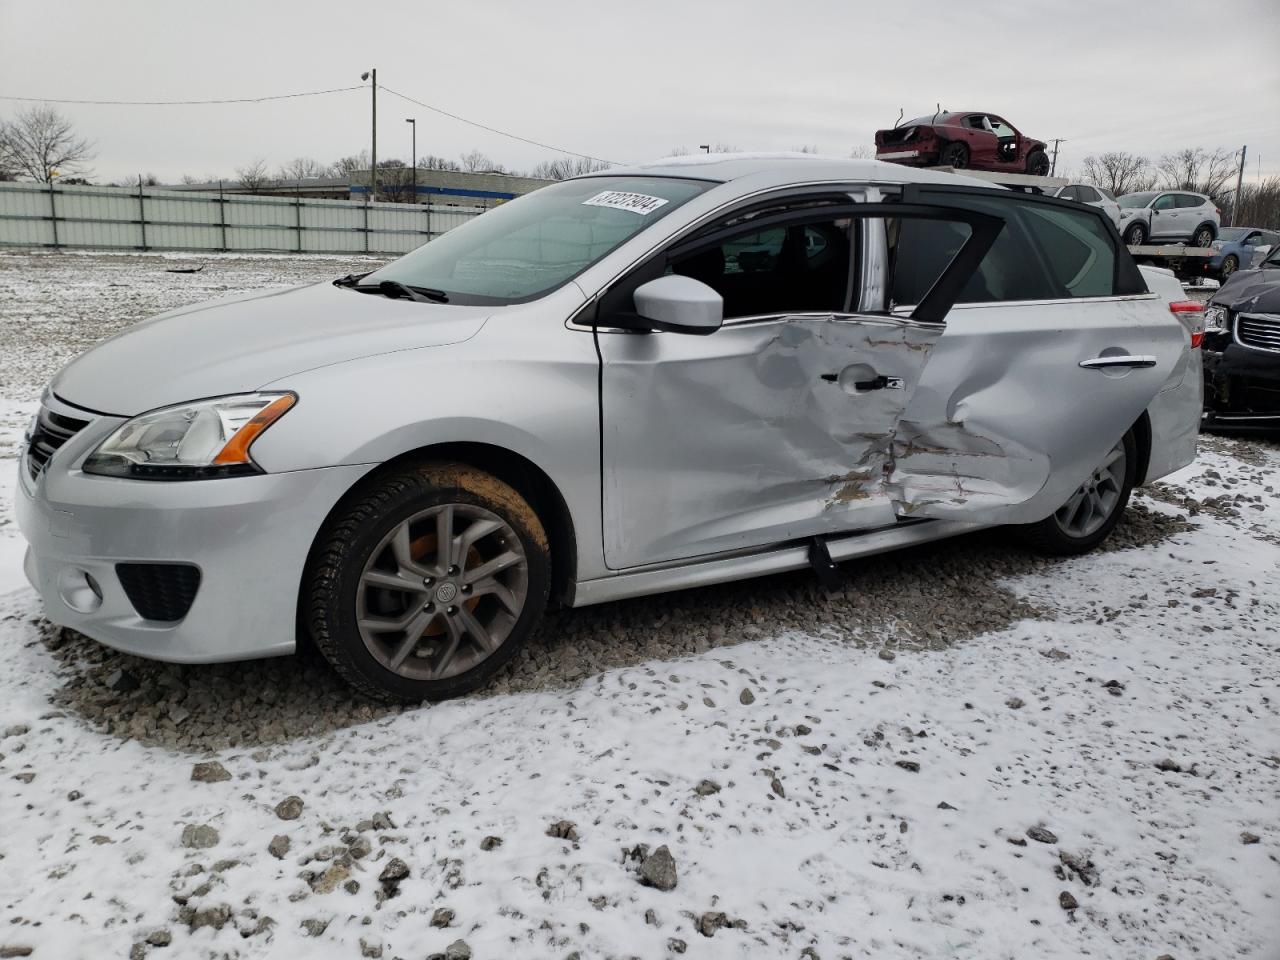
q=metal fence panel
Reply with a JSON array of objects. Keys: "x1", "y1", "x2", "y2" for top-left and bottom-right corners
[{"x1": 0, "y1": 182, "x2": 483, "y2": 254}]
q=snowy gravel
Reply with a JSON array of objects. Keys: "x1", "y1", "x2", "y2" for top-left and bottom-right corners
[{"x1": 0, "y1": 252, "x2": 1278, "y2": 959}]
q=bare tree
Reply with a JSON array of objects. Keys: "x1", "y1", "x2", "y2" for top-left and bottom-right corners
[
  {"x1": 277, "y1": 156, "x2": 330, "y2": 181},
  {"x1": 1156, "y1": 147, "x2": 1236, "y2": 201},
  {"x1": 530, "y1": 156, "x2": 611, "y2": 180},
  {"x1": 1220, "y1": 175, "x2": 1280, "y2": 230},
  {"x1": 790, "y1": 145, "x2": 819, "y2": 154},
  {"x1": 849, "y1": 145, "x2": 875, "y2": 160},
  {"x1": 420, "y1": 154, "x2": 461, "y2": 172},
  {"x1": 331, "y1": 151, "x2": 370, "y2": 180},
  {"x1": 460, "y1": 150, "x2": 505, "y2": 173},
  {"x1": 235, "y1": 158, "x2": 274, "y2": 194},
  {"x1": 1080, "y1": 152, "x2": 1157, "y2": 196},
  {"x1": 0, "y1": 104, "x2": 94, "y2": 182}
]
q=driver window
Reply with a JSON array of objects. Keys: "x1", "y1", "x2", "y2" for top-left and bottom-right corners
[
  {"x1": 666, "y1": 216, "x2": 855, "y2": 320},
  {"x1": 1152, "y1": 195, "x2": 1177, "y2": 211}
]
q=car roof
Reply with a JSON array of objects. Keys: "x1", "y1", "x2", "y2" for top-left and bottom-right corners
[{"x1": 582, "y1": 153, "x2": 1005, "y2": 193}]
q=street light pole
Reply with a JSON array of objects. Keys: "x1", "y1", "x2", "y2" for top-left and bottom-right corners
[
  {"x1": 406, "y1": 118, "x2": 416, "y2": 204},
  {"x1": 361, "y1": 69, "x2": 377, "y2": 202}
]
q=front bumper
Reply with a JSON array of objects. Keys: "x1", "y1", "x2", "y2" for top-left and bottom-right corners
[
  {"x1": 16, "y1": 449, "x2": 372, "y2": 664},
  {"x1": 1201, "y1": 329, "x2": 1280, "y2": 429}
]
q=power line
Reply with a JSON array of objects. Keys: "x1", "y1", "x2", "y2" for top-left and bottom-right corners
[
  {"x1": 0, "y1": 86, "x2": 364, "y2": 106},
  {"x1": 379, "y1": 84, "x2": 615, "y2": 164},
  {"x1": 1, "y1": 83, "x2": 618, "y2": 164}
]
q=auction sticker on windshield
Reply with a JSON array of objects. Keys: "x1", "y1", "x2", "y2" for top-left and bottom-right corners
[{"x1": 582, "y1": 191, "x2": 670, "y2": 215}]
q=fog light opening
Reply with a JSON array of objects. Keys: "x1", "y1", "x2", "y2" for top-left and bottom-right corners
[{"x1": 58, "y1": 568, "x2": 104, "y2": 614}]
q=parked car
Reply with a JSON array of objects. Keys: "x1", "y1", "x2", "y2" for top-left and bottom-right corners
[
  {"x1": 1044, "y1": 183, "x2": 1121, "y2": 225},
  {"x1": 874, "y1": 111, "x2": 1050, "y2": 175},
  {"x1": 17, "y1": 156, "x2": 1203, "y2": 702},
  {"x1": 1183, "y1": 226, "x2": 1280, "y2": 282},
  {"x1": 1202, "y1": 243, "x2": 1280, "y2": 429},
  {"x1": 1116, "y1": 190, "x2": 1221, "y2": 247}
]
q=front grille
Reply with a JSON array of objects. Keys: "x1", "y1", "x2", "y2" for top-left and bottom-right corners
[
  {"x1": 1237, "y1": 312, "x2": 1280, "y2": 353},
  {"x1": 116, "y1": 563, "x2": 202, "y2": 622},
  {"x1": 26, "y1": 403, "x2": 90, "y2": 480}
]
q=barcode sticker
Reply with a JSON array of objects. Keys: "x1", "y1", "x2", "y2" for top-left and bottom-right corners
[{"x1": 582, "y1": 191, "x2": 669, "y2": 216}]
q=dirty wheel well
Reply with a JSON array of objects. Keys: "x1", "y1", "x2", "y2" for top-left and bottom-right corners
[{"x1": 305, "y1": 443, "x2": 577, "y2": 611}]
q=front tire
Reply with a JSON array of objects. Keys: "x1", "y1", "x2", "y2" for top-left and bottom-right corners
[
  {"x1": 1025, "y1": 149, "x2": 1050, "y2": 176},
  {"x1": 1123, "y1": 221, "x2": 1148, "y2": 246},
  {"x1": 305, "y1": 463, "x2": 550, "y2": 702},
  {"x1": 1220, "y1": 254, "x2": 1239, "y2": 279},
  {"x1": 1017, "y1": 431, "x2": 1137, "y2": 556}
]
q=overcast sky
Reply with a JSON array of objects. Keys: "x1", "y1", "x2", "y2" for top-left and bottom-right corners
[{"x1": 2, "y1": 0, "x2": 1278, "y2": 185}]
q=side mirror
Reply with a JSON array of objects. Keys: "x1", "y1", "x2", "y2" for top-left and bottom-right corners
[{"x1": 632, "y1": 275, "x2": 724, "y2": 335}]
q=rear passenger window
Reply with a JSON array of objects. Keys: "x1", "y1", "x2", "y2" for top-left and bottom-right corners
[
  {"x1": 1020, "y1": 204, "x2": 1116, "y2": 297},
  {"x1": 890, "y1": 193, "x2": 1135, "y2": 305},
  {"x1": 890, "y1": 198, "x2": 1058, "y2": 305},
  {"x1": 1176, "y1": 194, "x2": 1202, "y2": 209}
]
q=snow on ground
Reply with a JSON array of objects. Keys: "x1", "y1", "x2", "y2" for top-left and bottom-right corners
[{"x1": 0, "y1": 252, "x2": 1277, "y2": 959}]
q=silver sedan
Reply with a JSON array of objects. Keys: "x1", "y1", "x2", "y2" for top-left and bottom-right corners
[{"x1": 17, "y1": 156, "x2": 1203, "y2": 701}]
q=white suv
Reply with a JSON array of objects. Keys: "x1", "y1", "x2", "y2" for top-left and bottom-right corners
[
  {"x1": 1116, "y1": 190, "x2": 1220, "y2": 247},
  {"x1": 1047, "y1": 183, "x2": 1120, "y2": 226}
]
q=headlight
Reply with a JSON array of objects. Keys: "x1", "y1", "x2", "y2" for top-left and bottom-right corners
[
  {"x1": 83, "y1": 392, "x2": 296, "y2": 480},
  {"x1": 1203, "y1": 305, "x2": 1228, "y2": 333}
]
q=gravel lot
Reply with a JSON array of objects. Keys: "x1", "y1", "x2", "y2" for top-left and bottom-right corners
[{"x1": 0, "y1": 251, "x2": 1276, "y2": 958}]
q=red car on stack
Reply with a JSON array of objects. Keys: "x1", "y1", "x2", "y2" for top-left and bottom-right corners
[{"x1": 875, "y1": 111, "x2": 1051, "y2": 176}]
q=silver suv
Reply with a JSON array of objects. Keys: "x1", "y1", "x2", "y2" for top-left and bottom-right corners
[
  {"x1": 1116, "y1": 190, "x2": 1220, "y2": 247},
  {"x1": 18, "y1": 156, "x2": 1204, "y2": 701}
]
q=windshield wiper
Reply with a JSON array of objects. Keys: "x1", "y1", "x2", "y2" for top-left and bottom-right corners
[
  {"x1": 349, "y1": 280, "x2": 450, "y2": 304},
  {"x1": 333, "y1": 271, "x2": 372, "y2": 288}
]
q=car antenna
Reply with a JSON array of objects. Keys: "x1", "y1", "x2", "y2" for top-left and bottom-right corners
[
  {"x1": 931, "y1": 102, "x2": 941, "y2": 124},
  {"x1": 894, "y1": 107, "x2": 904, "y2": 128}
]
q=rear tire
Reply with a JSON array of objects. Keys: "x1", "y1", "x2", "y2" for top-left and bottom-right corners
[
  {"x1": 1017, "y1": 430, "x2": 1138, "y2": 556},
  {"x1": 305, "y1": 462, "x2": 550, "y2": 702},
  {"x1": 1123, "y1": 221, "x2": 1148, "y2": 246},
  {"x1": 1192, "y1": 224, "x2": 1216, "y2": 249},
  {"x1": 1025, "y1": 149, "x2": 1050, "y2": 176},
  {"x1": 940, "y1": 142, "x2": 969, "y2": 169}
]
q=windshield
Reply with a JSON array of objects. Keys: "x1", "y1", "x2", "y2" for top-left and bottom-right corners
[
  {"x1": 362, "y1": 176, "x2": 711, "y2": 304},
  {"x1": 1216, "y1": 228, "x2": 1248, "y2": 242},
  {"x1": 1118, "y1": 192, "x2": 1158, "y2": 208}
]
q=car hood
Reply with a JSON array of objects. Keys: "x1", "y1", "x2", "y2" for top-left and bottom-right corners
[
  {"x1": 52, "y1": 281, "x2": 492, "y2": 416},
  {"x1": 1211, "y1": 269, "x2": 1280, "y2": 314}
]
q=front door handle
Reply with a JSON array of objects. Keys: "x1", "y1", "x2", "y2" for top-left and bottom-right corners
[{"x1": 1079, "y1": 355, "x2": 1157, "y2": 370}]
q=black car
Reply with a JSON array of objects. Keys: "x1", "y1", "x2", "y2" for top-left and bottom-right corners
[{"x1": 1202, "y1": 244, "x2": 1280, "y2": 429}]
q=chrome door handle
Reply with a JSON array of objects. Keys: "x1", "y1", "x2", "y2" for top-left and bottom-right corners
[{"x1": 1079, "y1": 355, "x2": 1157, "y2": 369}]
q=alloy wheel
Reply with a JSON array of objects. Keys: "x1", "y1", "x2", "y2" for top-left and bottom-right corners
[
  {"x1": 1053, "y1": 440, "x2": 1127, "y2": 539},
  {"x1": 355, "y1": 503, "x2": 529, "y2": 681},
  {"x1": 1194, "y1": 228, "x2": 1213, "y2": 248}
]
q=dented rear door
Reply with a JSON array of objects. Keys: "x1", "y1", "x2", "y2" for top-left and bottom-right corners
[
  {"x1": 886, "y1": 185, "x2": 1189, "y2": 524},
  {"x1": 597, "y1": 199, "x2": 1001, "y2": 569}
]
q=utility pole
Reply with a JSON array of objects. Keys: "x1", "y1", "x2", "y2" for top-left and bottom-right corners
[
  {"x1": 361, "y1": 69, "x2": 377, "y2": 202},
  {"x1": 1049, "y1": 138, "x2": 1066, "y2": 177},
  {"x1": 1231, "y1": 145, "x2": 1247, "y2": 227},
  {"x1": 699, "y1": 144, "x2": 710, "y2": 154},
  {"x1": 406, "y1": 117, "x2": 416, "y2": 204}
]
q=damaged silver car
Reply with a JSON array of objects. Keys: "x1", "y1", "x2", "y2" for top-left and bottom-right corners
[{"x1": 17, "y1": 155, "x2": 1204, "y2": 701}]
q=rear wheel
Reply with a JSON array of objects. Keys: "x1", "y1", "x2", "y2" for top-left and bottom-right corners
[
  {"x1": 940, "y1": 142, "x2": 969, "y2": 169},
  {"x1": 305, "y1": 463, "x2": 550, "y2": 702},
  {"x1": 1122, "y1": 221, "x2": 1147, "y2": 246},
  {"x1": 1025, "y1": 149, "x2": 1050, "y2": 176},
  {"x1": 1220, "y1": 254, "x2": 1239, "y2": 279},
  {"x1": 1017, "y1": 431, "x2": 1137, "y2": 556},
  {"x1": 1192, "y1": 224, "x2": 1216, "y2": 249}
]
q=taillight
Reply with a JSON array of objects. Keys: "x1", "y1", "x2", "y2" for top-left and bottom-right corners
[{"x1": 1169, "y1": 300, "x2": 1205, "y2": 348}]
